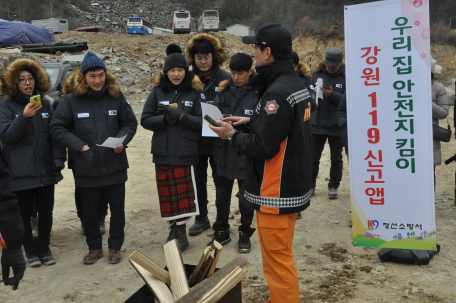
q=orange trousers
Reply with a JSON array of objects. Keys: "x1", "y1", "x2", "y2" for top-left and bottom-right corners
[{"x1": 256, "y1": 211, "x2": 300, "y2": 303}]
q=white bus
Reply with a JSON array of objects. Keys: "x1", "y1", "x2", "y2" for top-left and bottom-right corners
[
  {"x1": 173, "y1": 10, "x2": 191, "y2": 34},
  {"x1": 198, "y1": 10, "x2": 220, "y2": 33}
]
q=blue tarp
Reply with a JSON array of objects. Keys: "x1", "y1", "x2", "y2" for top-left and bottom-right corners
[{"x1": 0, "y1": 19, "x2": 55, "y2": 48}]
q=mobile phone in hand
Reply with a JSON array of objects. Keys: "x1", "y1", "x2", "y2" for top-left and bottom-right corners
[
  {"x1": 30, "y1": 95, "x2": 41, "y2": 105},
  {"x1": 204, "y1": 115, "x2": 221, "y2": 127},
  {"x1": 322, "y1": 84, "x2": 330, "y2": 90}
]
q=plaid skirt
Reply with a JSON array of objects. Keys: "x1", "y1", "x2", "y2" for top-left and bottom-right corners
[{"x1": 155, "y1": 164, "x2": 199, "y2": 222}]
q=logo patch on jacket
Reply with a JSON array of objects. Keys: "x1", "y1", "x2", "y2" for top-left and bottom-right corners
[
  {"x1": 215, "y1": 87, "x2": 219, "y2": 92},
  {"x1": 78, "y1": 113, "x2": 90, "y2": 118},
  {"x1": 108, "y1": 110, "x2": 117, "y2": 116},
  {"x1": 336, "y1": 84, "x2": 343, "y2": 88},
  {"x1": 184, "y1": 101, "x2": 193, "y2": 107},
  {"x1": 41, "y1": 113, "x2": 49, "y2": 118},
  {"x1": 201, "y1": 94, "x2": 206, "y2": 99},
  {"x1": 159, "y1": 101, "x2": 169, "y2": 105},
  {"x1": 245, "y1": 110, "x2": 253, "y2": 116},
  {"x1": 264, "y1": 100, "x2": 279, "y2": 115}
]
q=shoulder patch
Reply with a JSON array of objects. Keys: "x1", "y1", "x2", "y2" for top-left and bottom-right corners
[
  {"x1": 264, "y1": 100, "x2": 280, "y2": 115},
  {"x1": 287, "y1": 89, "x2": 310, "y2": 107}
]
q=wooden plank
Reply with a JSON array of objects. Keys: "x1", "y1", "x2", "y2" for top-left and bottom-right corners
[
  {"x1": 163, "y1": 239, "x2": 190, "y2": 301},
  {"x1": 192, "y1": 248, "x2": 215, "y2": 285},
  {"x1": 130, "y1": 260, "x2": 175, "y2": 303},
  {"x1": 207, "y1": 240, "x2": 223, "y2": 278},
  {"x1": 198, "y1": 266, "x2": 247, "y2": 303},
  {"x1": 175, "y1": 255, "x2": 250, "y2": 303},
  {"x1": 188, "y1": 246, "x2": 211, "y2": 287},
  {"x1": 129, "y1": 250, "x2": 171, "y2": 285}
]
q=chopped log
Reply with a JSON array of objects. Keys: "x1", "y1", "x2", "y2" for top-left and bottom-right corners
[
  {"x1": 129, "y1": 250, "x2": 171, "y2": 285},
  {"x1": 207, "y1": 240, "x2": 223, "y2": 278},
  {"x1": 175, "y1": 255, "x2": 250, "y2": 303},
  {"x1": 192, "y1": 247, "x2": 215, "y2": 285},
  {"x1": 164, "y1": 239, "x2": 190, "y2": 301},
  {"x1": 130, "y1": 260, "x2": 175, "y2": 303},
  {"x1": 198, "y1": 266, "x2": 247, "y2": 303},
  {"x1": 188, "y1": 246, "x2": 211, "y2": 287}
]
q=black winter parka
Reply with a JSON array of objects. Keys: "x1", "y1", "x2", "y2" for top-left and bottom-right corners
[
  {"x1": 193, "y1": 65, "x2": 231, "y2": 156},
  {"x1": 0, "y1": 93, "x2": 65, "y2": 192},
  {"x1": 50, "y1": 72, "x2": 137, "y2": 188},
  {"x1": 141, "y1": 73, "x2": 203, "y2": 166},
  {"x1": 213, "y1": 78, "x2": 258, "y2": 180},
  {"x1": 0, "y1": 149, "x2": 24, "y2": 250},
  {"x1": 311, "y1": 61, "x2": 346, "y2": 137}
]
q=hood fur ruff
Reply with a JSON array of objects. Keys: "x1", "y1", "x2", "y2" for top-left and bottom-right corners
[
  {"x1": 62, "y1": 66, "x2": 80, "y2": 96},
  {"x1": 152, "y1": 72, "x2": 204, "y2": 92},
  {"x1": 0, "y1": 59, "x2": 51, "y2": 99},
  {"x1": 67, "y1": 68, "x2": 120, "y2": 98},
  {"x1": 298, "y1": 63, "x2": 312, "y2": 79},
  {"x1": 315, "y1": 60, "x2": 346, "y2": 73},
  {"x1": 218, "y1": 79, "x2": 231, "y2": 93},
  {"x1": 184, "y1": 33, "x2": 228, "y2": 67}
]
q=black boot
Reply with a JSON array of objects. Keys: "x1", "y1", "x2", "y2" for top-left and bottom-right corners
[
  {"x1": 175, "y1": 223, "x2": 189, "y2": 251},
  {"x1": 238, "y1": 231, "x2": 251, "y2": 253},
  {"x1": 164, "y1": 223, "x2": 177, "y2": 245},
  {"x1": 36, "y1": 241, "x2": 56, "y2": 266},
  {"x1": 25, "y1": 246, "x2": 41, "y2": 267},
  {"x1": 188, "y1": 217, "x2": 210, "y2": 236}
]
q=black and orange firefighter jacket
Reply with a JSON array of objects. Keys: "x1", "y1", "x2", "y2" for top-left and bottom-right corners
[{"x1": 231, "y1": 60, "x2": 312, "y2": 215}]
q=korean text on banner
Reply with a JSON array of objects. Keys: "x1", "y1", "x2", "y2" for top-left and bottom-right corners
[{"x1": 344, "y1": 0, "x2": 436, "y2": 250}]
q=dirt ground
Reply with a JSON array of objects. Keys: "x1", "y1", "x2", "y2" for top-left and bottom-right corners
[
  {"x1": 0, "y1": 102, "x2": 455, "y2": 303},
  {"x1": 1, "y1": 32, "x2": 456, "y2": 302}
]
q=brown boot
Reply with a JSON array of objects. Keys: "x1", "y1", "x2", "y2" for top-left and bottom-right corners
[
  {"x1": 108, "y1": 249, "x2": 121, "y2": 264},
  {"x1": 83, "y1": 249, "x2": 104, "y2": 264}
]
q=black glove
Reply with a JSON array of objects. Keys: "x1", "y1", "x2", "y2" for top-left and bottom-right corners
[
  {"x1": 52, "y1": 159, "x2": 65, "y2": 173},
  {"x1": 157, "y1": 104, "x2": 176, "y2": 125},
  {"x1": 167, "y1": 105, "x2": 186, "y2": 122},
  {"x1": 1, "y1": 248, "x2": 26, "y2": 290}
]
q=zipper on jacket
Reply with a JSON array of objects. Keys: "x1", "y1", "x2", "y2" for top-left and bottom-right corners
[{"x1": 104, "y1": 110, "x2": 108, "y2": 127}]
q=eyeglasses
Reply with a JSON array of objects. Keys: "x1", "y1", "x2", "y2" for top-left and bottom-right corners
[{"x1": 18, "y1": 77, "x2": 35, "y2": 85}]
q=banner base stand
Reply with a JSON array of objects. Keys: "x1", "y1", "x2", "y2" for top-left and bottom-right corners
[{"x1": 377, "y1": 244, "x2": 440, "y2": 265}]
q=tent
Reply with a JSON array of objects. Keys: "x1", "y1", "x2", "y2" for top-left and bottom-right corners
[{"x1": 0, "y1": 19, "x2": 55, "y2": 48}]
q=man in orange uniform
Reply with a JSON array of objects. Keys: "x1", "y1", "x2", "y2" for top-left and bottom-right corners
[{"x1": 210, "y1": 23, "x2": 312, "y2": 303}]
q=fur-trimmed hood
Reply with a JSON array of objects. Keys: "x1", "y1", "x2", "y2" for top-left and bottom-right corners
[
  {"x1": 152, "y1": 72, "x2": 204, "y2": 92},
  {"x1": 0, "y1": 59, "x2": 50, "y2": 99},
  {"x1": 315, "y1": 60, "x2": 345, "y2": 74},
  {"x1": 62, "y1": 66, "x2": 80, "y2": 96},
  {"x1": 69, "y1": 69, "x2": 121, "y2": 98},
  {"x1": 184, "y1": 33, "x2": 228, "y2": 67},
  {"x1": 298, "y1": 62, "x2": 312, "y2": 79},
  {"x1": 218, "y1": 79, "x2": 231, "y2": 93}
]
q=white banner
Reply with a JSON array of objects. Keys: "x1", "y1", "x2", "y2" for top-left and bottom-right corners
[{"x1": 345, "y1": 0, "x2": 436, "y2": 250}]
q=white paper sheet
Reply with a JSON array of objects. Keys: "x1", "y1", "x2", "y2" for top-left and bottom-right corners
[
  {"x1": 316, "y1": 78, "x2": 323, "y2": 104},
  {"x1": 201, "y1": 102, "x2": 223, "y2": 137},
  {"x1": 96, "y1": 134, "x2": 127, "y2": 148}
]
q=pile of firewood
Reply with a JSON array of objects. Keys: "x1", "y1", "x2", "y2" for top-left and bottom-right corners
[{"x1": 129, "y1": 239, "x2": 250, "y2": 303}]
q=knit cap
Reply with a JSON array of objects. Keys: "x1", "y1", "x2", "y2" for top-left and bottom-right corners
[
  {"x1": 163, "y1": 44, "x2": 188, "y2": 72},
  {"x1": 81, "y1": 51, "x2": 106, "y2": 74}
]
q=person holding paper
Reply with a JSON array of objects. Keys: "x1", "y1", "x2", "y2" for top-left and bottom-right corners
[
  {"x1": 50, "y1": 51, "x2": 138, "y2": 265},
  {"x1": 311, "y1": 47, "x2": 346, "y2": 199},
  {"x1": 208, "y1": 53, "x2": 258, "y2": 252},
  {"x1": 62, "y1": 67, "x2": 109, "y2": 236},
  {"x1": 184, "y1": 33, "x2": 231, "y2": 236},
  {"x1": 210, "y1": 23, "x2": 312, "y2": 303},
  {"x1": 141, "y1": 44, "x2": 203, "y2": 251}
]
